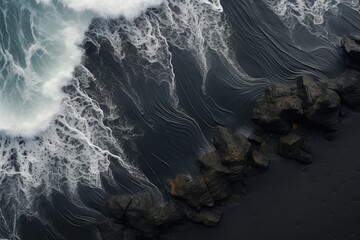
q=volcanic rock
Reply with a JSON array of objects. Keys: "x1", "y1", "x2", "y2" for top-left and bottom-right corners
[
  {"x1": 202, "y1": 170, "x2": 231, "y2": 201},
  {"x1": 152, "y1": 202, "x2": 184, "y2": 227},
  {"x1": 252, "y1": 85, "x2": 303, "y2": 134},
  {"x1": 213, "y1": 126, "x2": 251, "y2": 166},
  {"x1": 250, "y1": 149, "x2": 270, "y2": 169},
  {"x1": 329, "y1": 69, "x2": 360, "y2": 108},
  {"x1": 278, "y1": 132, "x2": 302, "y2": 159},
  {"x1": 169, "y1": 175, "x2": 214, "y2": 209},
  {"x1": 297, "y1": 76, "x2": 341, "y2": 131},
  {"x1": 199, "y1": 151, "x2": 246, "y2": 181},
  {"x1": 342, "y1": 35, "x2": 360, "y2": 70},
  {"x1": 248, "y1": 133, "x2": 263, "y2": 145},
  {"x1": 125, "y1": 194, "x2": 159, "y2": 237},
  {"x1": 184, "y1": 206, "x2": 224, "y2": 226},
  {"x1": 106, "y1": 195, "x2": 132, "y2": 221}
]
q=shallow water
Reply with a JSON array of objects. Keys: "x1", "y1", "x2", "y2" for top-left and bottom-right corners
[{"x1": 0, "y1": 0, "x2": 360, "y2": 239}]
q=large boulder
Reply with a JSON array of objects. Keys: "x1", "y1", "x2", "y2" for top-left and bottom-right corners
[
  {"x1": 199, "y1": 151, "x2": 246, "y2": 181},
  {"x1": 125, "y1": 194, "x2": 159, "y2": 237},
  {"x1": 152, "y1": 202, "x2": 184, "y2": 227},
  {"x1": 106, "y1": 195, "x2": 132, "y2": 221},
  {"x1": 213, "y1": 126, "x2": 251, "y2": 166},
  {"x1": 202, "y1": 170, "x2": 231, "y2": 201},
  {"x1": 252, "y1": 85, "x2": 303, "y2": 134},
  {"x1": 278, "y1": 132, "x2": 302, "y2": 159},
  {"x1": 183, "y1": 206, "x2": 224, "y2": 226},
  {"x1": 329, "y1": 69, "x2": 360, "y2": 108},
  {"x1": 342, "y1": 35, "x2": 360, "y2": 70},
  {"x1": 297, "y1": 76, "x2": 341, "y2": 131},
  {"x1": 169, "y1": 175, "x2": 214, "y2": 209},
  {"x1": 250, "y1": 149, "x2": 270, "y2": 169}
]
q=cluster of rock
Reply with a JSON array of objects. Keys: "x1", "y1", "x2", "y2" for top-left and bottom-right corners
[
  {"x1": 100, "y1": 126, "x2": 270, "y2": 239},
  {"x1": 251, "y1": 35, "x2": 360, "y2": 164},
  {"x1": 98, "y1": 35, "x2": 360, "y2": 240}
]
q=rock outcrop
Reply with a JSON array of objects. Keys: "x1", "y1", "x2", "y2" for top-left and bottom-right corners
[
  {"x1": 251, "y1": 85, "x2": 303, "y2": 134},
  {"x1": 297, "y1": 77, "x2": 341, "y2": 131},
  {"x1": 213, "y1": 126, "x2": 251, "y2": 166},
  {"x1": 99, "y1": 35, "x2": 360, "y2": 240},
  {"x1": 342, "y1": 35, "x2": 360, "y2": 71},
  {"x1": 330, "y1": 69, "x2": 360, "y2": 109},
  {"x1": 278, "y1": 132, "x2": 302, "y2": 159}
]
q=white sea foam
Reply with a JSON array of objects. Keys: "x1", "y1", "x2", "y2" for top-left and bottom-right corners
[
  {"x1": 264, "y1": 0, "x2": 360, "y2": 31},
  {"x1": 38, "y1": 0, "x2": 164, "y2": 19},
  {"x1": 0, "y1": 0, "x2": 236, "y2": 238}
]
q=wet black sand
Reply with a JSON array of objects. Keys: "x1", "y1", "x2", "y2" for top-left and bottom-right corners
[{"x1": 164, "y1": 112, "x2": 360, "y2": 240}]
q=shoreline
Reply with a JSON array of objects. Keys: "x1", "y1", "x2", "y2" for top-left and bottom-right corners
[
  {"x1": 98, "y1": 35, "x2": 360, "y2": 240},
  {"x1": 164, "y1": 111, "x2": 360, "y2": 240}
]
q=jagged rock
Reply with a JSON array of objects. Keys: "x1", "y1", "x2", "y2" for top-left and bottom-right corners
[
  {"x1": 296, "y1": 150, "x2": 313, "y2": 165},
  {"x1": 202, "y1": 170, "x2": 231, "y2": 201},
  {"x1": 252, "y1": 85, "x2": 303, "y2": 134},
  {"x1": 250, "y1": 149, "x2": 270, "y2": 169},
  {"x1": 329, "y1": 69, "x2": 360, "y2": 108},
  {"x1": 278, "y1": 132, "x2": 302, "y2": 159},
  {"x1": 107, "y1": 195, "x2": 132, "y2": 221},
  {"x1": 169, "y1": 175, "x2": 214, "y2": 209},
  {"x1": 125, "y1": 194, "x2": 159, "y2": 237},
  {"x1": 153, "y1": 202, "x2": 184, "y2": 227},
  {"x1": 213, "y1": 127, "x2": 251, "y2": 166},
  {"x1": 297, "y1": 76, "x2": 341, "y2": 131},
  {"x1": 97, "y1": 221, "x2": 123, "y2": 240},
  {"x1": 199, "y1": 151, "x2": 245, "y2": 181},
  {"x1": 342, "y1": 35, "x2": 360, "y2": 70},
  {"x1": 248, "y1": 134, "x2": 263, "y2": 145},
  {"x1": 184, "y1": 206, "x2": 224, "y2": 226}
]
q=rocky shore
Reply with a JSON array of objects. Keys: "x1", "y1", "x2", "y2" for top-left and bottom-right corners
[{"x1": 98, "y1": 35, "x2": 360, "y2": 240}]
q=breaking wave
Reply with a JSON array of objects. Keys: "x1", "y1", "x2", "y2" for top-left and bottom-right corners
[{"x1": 0, "y1": 0, "x2": 250, "y2": 238}]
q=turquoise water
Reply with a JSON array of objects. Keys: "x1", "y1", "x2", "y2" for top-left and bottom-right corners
[{"x1": 0, "y1": 0, "x2": 360, "y2": 239}]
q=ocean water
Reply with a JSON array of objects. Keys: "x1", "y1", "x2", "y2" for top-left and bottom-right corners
[{"x1": 0, "y1": 0, "x2": 359, "y2": 239}]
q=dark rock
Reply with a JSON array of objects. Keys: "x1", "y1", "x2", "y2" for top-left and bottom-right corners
[
  {"x1": 97, "y1": 221, "x2": 123, "y2": 240},
  {"x1": 296, "y1": 150, "x2": 313, "y2": 165},
  {"x1": 107, "y1": 195, "x2": 132, "y2": 221},
  {"x1": 329, "y1": 69, "x2": 360, "y2": 108},
  {"x1": 213, "y1": 127, "x2": 251, "y2": 166},
  {"x1": 199, "y1": 151, "x2": 245, "y2": 181},
  {"x1": 248, "y1": 134, "x2": 263, "y2": 145},
  {"x1": 202, "y1": 170, "x2": 231, "y2": 201},
  {"x1": 250, "y1": 149, "x2": 270, "y2": 169},
  {"x1": 278, "y1": 132, "x2": 302, "y2": 159},
  {"x1": 342, "y1": 35, "x2": 360, "y2": 70},
  {"x1": 125, "y1": 194, "x2": 158, "y2": 237},
  {"x1": 252, "y1": 85, "x2": 303, "y2": 134},
  {"x1": 297, "y1": 76, "x2": 341, "y2": 131},
  {"x1": 152, "y1": 202, "x2": 184, "y2": 227},
  {"x1": 184, "y1": 206, "x2": 224, "y2": 226},
  {"x1": 169, "y1": 175, "x2": 214, "y2": 209}
]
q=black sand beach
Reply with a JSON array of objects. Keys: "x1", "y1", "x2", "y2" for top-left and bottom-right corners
[{"x1": 164, "y1": 112, "x2": 360, "y2": 240}]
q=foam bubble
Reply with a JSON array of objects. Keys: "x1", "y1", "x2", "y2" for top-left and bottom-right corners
[
  {"x1": 40, "y1": 0, "x2": 164, "y2": 19},
  {"x1": 264, "y1": 0, "x2": 360, "y2": 28}
]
